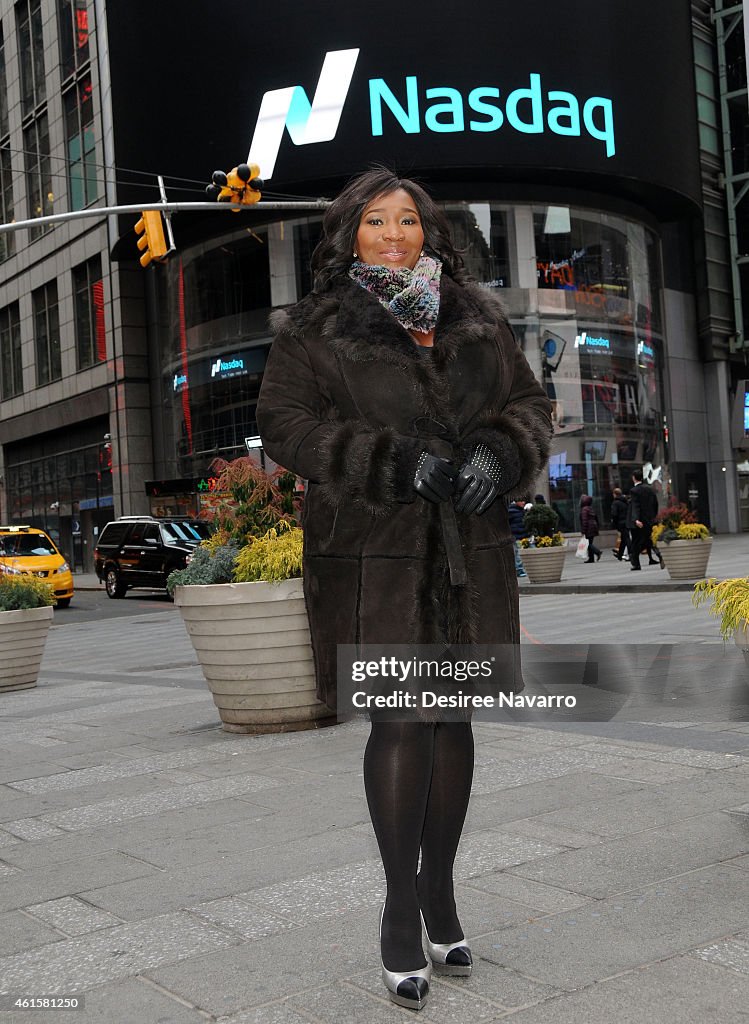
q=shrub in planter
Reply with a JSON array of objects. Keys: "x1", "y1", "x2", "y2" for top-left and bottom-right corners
[
  {"x1": 522, "y1": 502, "x2": 560, "y2": 542},
  {"x1": 169, "y1": 457, "x2": 330, "y2": 733},
  {"x1": 0, "y1": 573, "x2": 55, "y2": 693},
  {"x1": 692, "y1": 577, "x2": 749, "y2": 642},
  {"x1": 0, "y1": 573, "x2": 55, "y2": 610}
]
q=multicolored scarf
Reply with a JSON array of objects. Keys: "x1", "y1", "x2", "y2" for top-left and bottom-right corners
[{"x1": 348, "y1": 254, "x2": 442, "y2": 334}]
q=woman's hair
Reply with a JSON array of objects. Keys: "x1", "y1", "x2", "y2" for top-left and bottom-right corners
[{"x1": 311, "y1": 166, "x2": 465, "y2": 291}]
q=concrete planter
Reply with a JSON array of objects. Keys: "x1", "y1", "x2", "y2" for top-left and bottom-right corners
[
  {"x1": 174, "y1": 578, "x2": 335, "y2": 734},
  {"x1": 0, "y1": 606, "x2": 54, "y2": 693},
  {"x1": 660, "y1": 538, "x2": 712, "y2": 580},
  {"x1": 520, "y1": 545, "x2": 567, "y2": 584}
]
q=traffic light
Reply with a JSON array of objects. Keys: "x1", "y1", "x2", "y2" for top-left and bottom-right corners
[
  {"x1": 205, "y1": 163, "x2": 263, "y2": 209},
  {"x1": 134, "y1": 211, "x2": 168, "y2": 268}
]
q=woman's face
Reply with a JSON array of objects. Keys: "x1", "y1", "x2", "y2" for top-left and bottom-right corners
[{"x1": 355, "y1": 188, "x2": 425, "y2": 270}]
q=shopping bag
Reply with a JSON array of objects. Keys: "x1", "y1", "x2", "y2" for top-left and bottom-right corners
[{"x1": 575, "y1": 537, "x2": 589, "y2": 560}]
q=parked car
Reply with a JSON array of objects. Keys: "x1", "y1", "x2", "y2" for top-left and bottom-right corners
[
  {"x1": 0, "y1": 525, "x2": 75, "y2": 607},
  {"x1": 94, "y1": 516, "x2": 211, "y2": 599}
]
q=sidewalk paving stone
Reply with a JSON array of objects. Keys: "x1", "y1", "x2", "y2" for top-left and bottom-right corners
[
  {"x1": 692, "y1": 937, "x2": 749, "y2": 976},
  {"x1": 473, "y1": 863, "x2": 749, "y2": 989},
  {"x1": 217, "y1": 1004, "x2": 317, "y2": 1024},
  {"x1": 478, "y1": 954, "x2": 749, "y2": 1024},
  {"x1": 0, "y1": 911, "x2": 239, "y2": 995},
  {"x1": 0, "y1": 850, "x2": 162, "y2": 914},
  {"x1": 24, "y1": 897, "x2": 122, "y2": 936},
  {"x1": 464, "y1": 771, "x2": 646, "y2": 832},
  {"x1": 506, "y1": 811, "x2": 749, "y2": 898},
  {"x1": 0, "y1": 910, "x2": 62, "y2": 956},
  {"x1": 517, "y1": 771, "x2": 749, "y2": 839},
  {"x1": 0, "y1": 798, "x2": 275, "y2": 872},
  {"x1": 462, "y1": 873, "x2": 593, "y2": 915}
]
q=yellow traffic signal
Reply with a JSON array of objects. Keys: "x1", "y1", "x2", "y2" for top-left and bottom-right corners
[
  {"x1": 206, "y1": 163, "x2": 263, "y2": 209},
  {"x1": 134, "y1": 211, "x2": 167, "y2": 268}
]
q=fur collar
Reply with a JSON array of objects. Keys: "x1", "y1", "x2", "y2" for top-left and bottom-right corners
[{"x1": 269, "y1": 276, "x2": 509, "y2": 367}]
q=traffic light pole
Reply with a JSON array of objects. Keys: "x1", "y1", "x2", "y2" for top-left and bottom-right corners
[{"x1": 0, "y1": 200, "x2": 331, "y2": 234}]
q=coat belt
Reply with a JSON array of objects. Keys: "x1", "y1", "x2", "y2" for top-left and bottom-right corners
[
  {"x1": 439, "y1": 501, "x2": 468, "y2": 587},
  {"x1": 411, "y1": 417, "x2": 467, "y2": 588}
]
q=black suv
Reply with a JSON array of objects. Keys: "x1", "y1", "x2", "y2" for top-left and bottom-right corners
[{"x1": 94, "y1": 517, "x2": 211, "y2": 598}]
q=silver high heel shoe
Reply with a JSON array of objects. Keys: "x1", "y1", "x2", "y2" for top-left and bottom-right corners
[
  {"x1": 379, "y1": 903, "x2": 431, "y2": 1010},
  {"x1": 420, "y1": 910, "x2": 473, "y2": 976}
]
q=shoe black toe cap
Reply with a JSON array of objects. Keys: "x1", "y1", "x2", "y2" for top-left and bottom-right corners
[
  {"x1": 446, "y1": 946, "x2": 473, "y2": 967},
  {"x1": 397, "y1": 977, "x2": 429, "y2": 1002}
]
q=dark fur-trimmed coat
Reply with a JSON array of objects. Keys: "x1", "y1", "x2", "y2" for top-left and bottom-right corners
[{"x1": 256, "y1": 274, "x2": 553, "y2": 714}]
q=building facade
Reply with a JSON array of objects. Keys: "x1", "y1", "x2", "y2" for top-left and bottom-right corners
[{"x1": 0, "y1": 0, "x2": 746, "y2": 570}]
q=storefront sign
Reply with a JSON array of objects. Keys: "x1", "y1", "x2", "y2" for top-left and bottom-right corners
[
  {"x1": 210, "y1": 355, "x2": 246, "y2": 379},
  {"x1": 249, "y1": 51, "x2": 616, "y2": 179},
  {"x1": 574, "y1": 332, "x2": 611, "y2": 351}
]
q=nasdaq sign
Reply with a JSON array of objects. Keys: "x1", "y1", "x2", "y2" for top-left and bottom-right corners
[{"x1": 248, "y1": 50, "x2": 616, "y2": 181}]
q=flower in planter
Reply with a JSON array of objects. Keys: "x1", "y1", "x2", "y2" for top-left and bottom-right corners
[
  {"x1": 519, "y1": 532, "x2": 565, "y2": 549},
  {"x1": 651, "y1": 500, "x2": 709, "y2": 545},
  {"x1": 520, "y1": 504, "x2": 564, "y2": 547}
]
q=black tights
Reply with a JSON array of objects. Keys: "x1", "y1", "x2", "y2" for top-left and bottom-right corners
[{"x1": 363, "y1": 719, "x2": 474, "y2": 971}]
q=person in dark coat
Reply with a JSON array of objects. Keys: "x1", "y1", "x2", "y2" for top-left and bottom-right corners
[
  {"x1": 256, "y1": 169, "x2": 552, "y2": 1011},
  {"x1": 610, "y1": 486, "x2": 629, "y2": 560},
  {"x1": 507, "y1": 498, "x2": 529, "y2": 577},
  {"x1": 626, "y1": 469, "x2": 661, "y2": 570},
  {"x1": 579, "y1": 494, "x2": 601, "y2": 562}
]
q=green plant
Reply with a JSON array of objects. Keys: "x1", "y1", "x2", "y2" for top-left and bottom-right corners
[
  {"x1": 0, "y1": 573, "x2": 55, "y2": 611},
  {"x1": 522, "y1": 503, "x2": 559, "y2": 539},
  {"x1": 203, "y1": 456, "x2": 298, "y2": 547},
  {"x1": 234, "y1": 522, "x2": 304, "y2": 583},
  {"x1": 692, "y1": 577, "x2": 749, "y2": 640},
  {"x1": 166, "y1": 542, "x2": 239, "y2": 595}
]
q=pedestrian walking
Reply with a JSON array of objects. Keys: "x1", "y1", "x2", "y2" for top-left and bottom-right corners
[
  {"x1": 626, "y1": 469, "x2": 662, "y2": 570},
  {"x1": 610, "y1": 486, "x2": 629, "y2": 561},
  {"x1": 580, "y1": 494, "x2": 602, "y2": 562},
  {"x1": 256, "y1": 168, "x2": 553, "y2": 1012},
  {"x1": 508, "y1": 498, "x2": 529, "y2": 577}
]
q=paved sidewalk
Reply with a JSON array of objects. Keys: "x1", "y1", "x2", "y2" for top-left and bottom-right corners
[{"x1": 0, "y1": 596, "x2": 748, "y2": 1020}]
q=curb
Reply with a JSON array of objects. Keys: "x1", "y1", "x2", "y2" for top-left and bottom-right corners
[{"x1": 519, "y1": 583, "x2": 696, "y2": 595}]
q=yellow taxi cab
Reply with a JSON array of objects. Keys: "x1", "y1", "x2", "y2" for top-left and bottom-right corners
[{"x1": 0, "y1": 525, "x2": 74, "y2": 607}]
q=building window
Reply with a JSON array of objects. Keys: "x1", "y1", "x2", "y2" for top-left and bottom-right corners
[
  {"x1": 0, "y1": 302, "x2": 23, "y2": 400},
  {"x1": 23, "y1": 112, "x2": 53, "y2": 236},
  {"x1": 0, "y1": 145, "x2": 13, "y2": 262},
  {"x1": 0, "y1": 23, "x2": 9, "y2": 138},
  {"x1": 73, "y1": 256, "x2": 106, "y2": 368},
  {"x1": 64, "y1": 75, "x2": 97, "y2": 208},
  {"x1": 15, "y1": 0, "x2": 45, "y2": 116},
  {"x1": 58, "y1": 0, "x2": 89, "y2": 80},
  {"x1": 0, "y1": 24, "x2": 13, "y2": 263},
  {"x1": 33, "y1": 281, "x2": 61, "y2": 386}
]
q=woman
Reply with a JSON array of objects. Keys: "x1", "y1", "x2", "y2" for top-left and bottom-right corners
[
  {"x1": 256, "y1": 168, "x2": 552, "y2": 1011},
  {"x1": 580, "y1": 493, "x2": 602, "y2": 562}
]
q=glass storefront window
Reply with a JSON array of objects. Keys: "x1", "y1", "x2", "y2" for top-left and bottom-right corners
[{"x1": 158, "y1": 203, "x2": 666, "y2": 526}]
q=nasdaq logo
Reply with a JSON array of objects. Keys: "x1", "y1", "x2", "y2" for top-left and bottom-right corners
[
  {"x1": 211, "y1": 356, "x2": 245, "y2": 377},
  {"x1": 247, "y1": 50, "x2": 616, "y2": 181},
  {"x1": 248, "y1": 49, "x2": 360, "y2": 179}
]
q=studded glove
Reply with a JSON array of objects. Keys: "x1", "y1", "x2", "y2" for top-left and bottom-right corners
[
  {"x1": 455, "y1": 443, "x2": 503, "y2": 515},
  {"x1": 413, "y1": 451, "x2": 459, "y2": 503}
]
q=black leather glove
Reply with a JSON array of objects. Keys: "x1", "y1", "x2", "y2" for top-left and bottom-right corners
[
  {"x1": 455, "y1": 443, "x2": 503, "y2": 515},
  {"x1": 414, "y1": 452, "x2": 459, "y2": 503}
]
